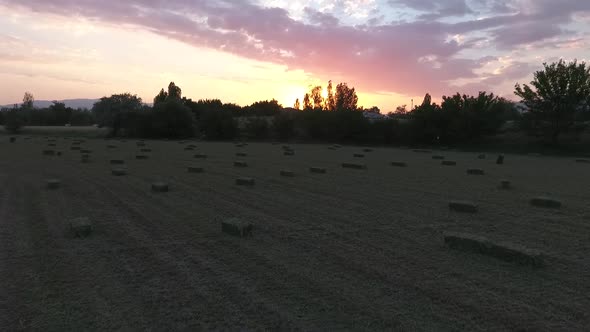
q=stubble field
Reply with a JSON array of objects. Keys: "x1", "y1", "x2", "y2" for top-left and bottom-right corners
[{"x1": 1, "y1": 136, "x2": 590, "y2": 330}]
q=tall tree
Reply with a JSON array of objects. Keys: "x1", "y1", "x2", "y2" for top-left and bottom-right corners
[
  {"x1": 515, "y1": 59, "x2": 590, "y2": 143},
  {"x1": 325, "y1": 80, "x2": 335, "y2": 111},
  {"x1": 154, "y1": 88, "x2": 168, "y2": 105},
  {"x1": 335, "y1": 83, "x2": 358, "y2": 111},
  {"x1": 168, "y1": 82, "x2": 182, "y2": 100},
  {"x1": 303, "y1": 93, "x2": 312, "y2": 110},
  {"x1": 310, "y1": 85, "x2": 324, "y2": 110},
  {"x1": 421, "y1": 93, "x2": 432, "y2": 107},
  {"x1": 294, "y1": 98, "x2": 300, "y2": 110},
  {"x1": 92, "y1": 93, "x2": 143, "y2": 136},
  {"x1": 22, "y1": 92, "x2": 34, "y2": 110}
]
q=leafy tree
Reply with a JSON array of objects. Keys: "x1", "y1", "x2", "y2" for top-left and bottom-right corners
[
  {"x1": 303, "y1": 93, "x2": 312, "y2": 110},
  {"x1": 325, "y1": 80, "x2": 335, "y2": 111},
  {"x1": 168, "y1": 82, "x2": 182, "y2": 100},
  {"x1": 22, "y1": 92, "x2": 34, "y2": 110},
  {"x1": 92, "y1": 93, "x2": 143, "y2": 136},
  {"x1": 146, "y1": 99, "x2": 195, "y2": 138},
  {"x1": 4, "y1": 106, "x2": 23, "y2": 133},
  {"x1": 335, "y1": 83, "x2": 358, "y2": 111},
  {"x1": 48, "y1": 101, "x2": 72, "y2": 125},
  {"x1": 154, "y1": 89, "x2": 168, "y2": 105},
  {"x1": 310, "y1": 86, "x2": 324, "y2": 110},
  {"x1": 245, "y1": 99, "x2": 282, "y2": 116},
  {"x1": 515, "y1": 59, "x2": 590, "y2": 143}
]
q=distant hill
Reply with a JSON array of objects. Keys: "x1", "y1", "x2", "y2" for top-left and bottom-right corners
[{"x1": 1, "y1": 98, "x2": 99, "y2": 110}]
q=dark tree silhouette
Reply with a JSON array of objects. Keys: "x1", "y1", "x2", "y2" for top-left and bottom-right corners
[
  {"x1": 92, "y1": 93, "x2": 143, "y2": 136},
  {"x1": 335, "y1": 83, "x2": 358, "y2": 111},
  {"x1": 22, "y1": 92, "x2": 34, "y2": 110},
  {"x1": 303, "y1": 93, "x2": 312, "y2": 110},
  {"x1": 168, "y1": 82, "x2": 182, "y2": 100},
  {"x1": 325, "y1": 80, "x2": 335, "y2": 111},
  {"x1": 515, "y1": 59, "x2": 590, "y2": 143},
  {"x1": 294, "y1": 98, "x2": 300, "y2": 110},
  {"x1": 311, "y1": 86, "x2": 324, "y2": 110},
  {"x1": 154, "y1": 89, "x2": 168, "y2": 105}
]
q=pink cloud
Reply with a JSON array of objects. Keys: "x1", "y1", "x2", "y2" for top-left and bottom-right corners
[{"x1": 0, "y1": 0, "x2": 589, "y2": 98}]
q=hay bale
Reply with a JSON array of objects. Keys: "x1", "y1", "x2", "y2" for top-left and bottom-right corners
[
  {"x1": 353, "y1": 153, "x2": 365, "y2": 158},
  {"x1": 110, "y1": 159, "x2": 125, "y2": 165},
  {"x1": 284, "y1": 150, "x2": 295, "y2": 156},
  {"x1": 280, "y1": 170, "x2": 295, "y2": 177},
  {"x1": 333, "y1": 144, "x2": 342, "y2": 148},
  {"x1": 282, "y1": 145, "x2": 291, "y2": 151},
  {"x1": 184, "y1": 147, "x2": 195, "y2": 151},
  {"x1": 69, "y1": 217, "x2": 93, "y2": 238},
  {"x1": 47, "y1": 143, "x2": 56, "y2": 147},
  {"x1": 72, "y1": 141, "x2": 81, "y2": 146},
  {"x1": 310, "y1": 167, "x2": 327, "y2": 174},
  {"x1": 151, "y1": 182, "x2": 169, "y2": 192},
  {"x1": 136, "y1": 155, "x2": 149, "y2": 160},
  {"x1": 46, "y1": 179, "x2": 61, "y2": 189},
  {"x1": 236, "y1": 152, "x2": 248, "y2": 157},
  {"x1": 43, "y1": 150, "x2": 56, "y2": 156},
  {"x1": 328, "y1": 147, "x2": 337, "y2": 150},
  {"x1": 234, "y1": 160, "x2": 248, "y2": 168},
  {"x1": 575, "y1": 159, "x2": 590, "y2": 164},
  {"x1": 194, "y1": 154, "x2": 208, "y2": 159},
  {"x1": 235, "y1": 177, "x2": 255, "y2": 186},
  {"x1": 477, "y1": 154, "x2": 486, "y2": 159},
  {"x1": 467, "y1": 168, "x2": 485, "y2": 175},
  {"x1": 391, "y1": 161, "x2": 407, "y2": 167},
  {"x1": 530, "y1": 197, "x2": 561, "y2": 209},
  {"x1": 363, "y1": 148, "x2": 373, "y2": 153},
  {"x1": 432, "y1": 155, "x2": 445, "y2": 160},
  {"x1": 140, "y1": 148, "x2": 152, "y2": 153},
  {"x1": 449, "y1": 201, "x2": 478, "y2": 213},
  {"x1": 187, "y1": 166, "x2": 204, "y2": 173},
  {"x1": 342, "y1": 163, "x2": 367, "y2": 170},
  {"x1": 499, "y1": 180, "x2": 512, "y2": 190},
  {"x1": 413, "y1": 149, "x2": 432, "y2": 153},
  {"x1": 221, "y1": 218, "x2": 253, "y2": 237},
  {"x1": 111, "y1": 168, "x2": 127, "y2": 176},
  {"x1": 441, "y1": 161, "x2": 457, "y2": 166},
  {"x1": 56, "y1": 151, "x2": 62, "y2": 156},
  {"x1": 496, "y1": 155, "x2": 505, "y2": 165},
  {"x1": 443, "y1": 232, "x2": 543, "y2": 267}
]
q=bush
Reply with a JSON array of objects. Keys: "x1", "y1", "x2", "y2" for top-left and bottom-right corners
[{"x1": 4, "y1": 109, "x2": 23, "y2": 134}]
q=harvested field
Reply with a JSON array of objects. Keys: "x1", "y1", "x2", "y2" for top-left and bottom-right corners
[{"x1": 1, "y1": 137, "x2": 590, "y2": 330}]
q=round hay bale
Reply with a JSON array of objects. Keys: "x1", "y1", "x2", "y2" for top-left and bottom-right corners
[
  {"x1": 441, "y1": 161, "x2": 457, "y2": 166},
  {"x1": 391, "y1": 161, "x2": 407, "y2": 167},
  {"x1": 151, "y1": 182, "x2": 169, "y2": 192},
  {"x1": 112, "y1": 168, "x2": 127, "y2": 176},
  {"x1": 280, "y1": 170, "x2": 295, "y2": 177},
  {"x1": 467, "y1": 168, "x2": 485, "y2": 175},
  {"x1": 69, "y1": 217, "x2": 92, "y2": 238},
  {"x1": 46, "y1": 179, "x2": 61, "y2": 190},
  {"x1": 235, "y1": 177, "x2": 255, "y2": 186},
  {"x1": 530, "y1": 197, "x2": 561, "y2": 209}
]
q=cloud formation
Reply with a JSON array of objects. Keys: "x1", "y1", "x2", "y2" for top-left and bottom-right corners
[{"x1": 0, "y1": 0, "x2": 588, "y2": 98}]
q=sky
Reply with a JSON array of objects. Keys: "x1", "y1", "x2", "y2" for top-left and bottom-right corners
[{"x1": 0, "y1": 0, "x2": 589, "y2": 112}]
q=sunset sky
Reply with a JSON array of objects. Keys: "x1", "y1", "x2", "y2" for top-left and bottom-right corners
[{"x1": 0, "y1": 0, "x2": 589, "y2": 112}]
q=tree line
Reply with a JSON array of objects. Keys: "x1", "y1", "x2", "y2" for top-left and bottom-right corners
[{"x1": 2, "y1": 60, "x2": 589, "y2": 145}]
